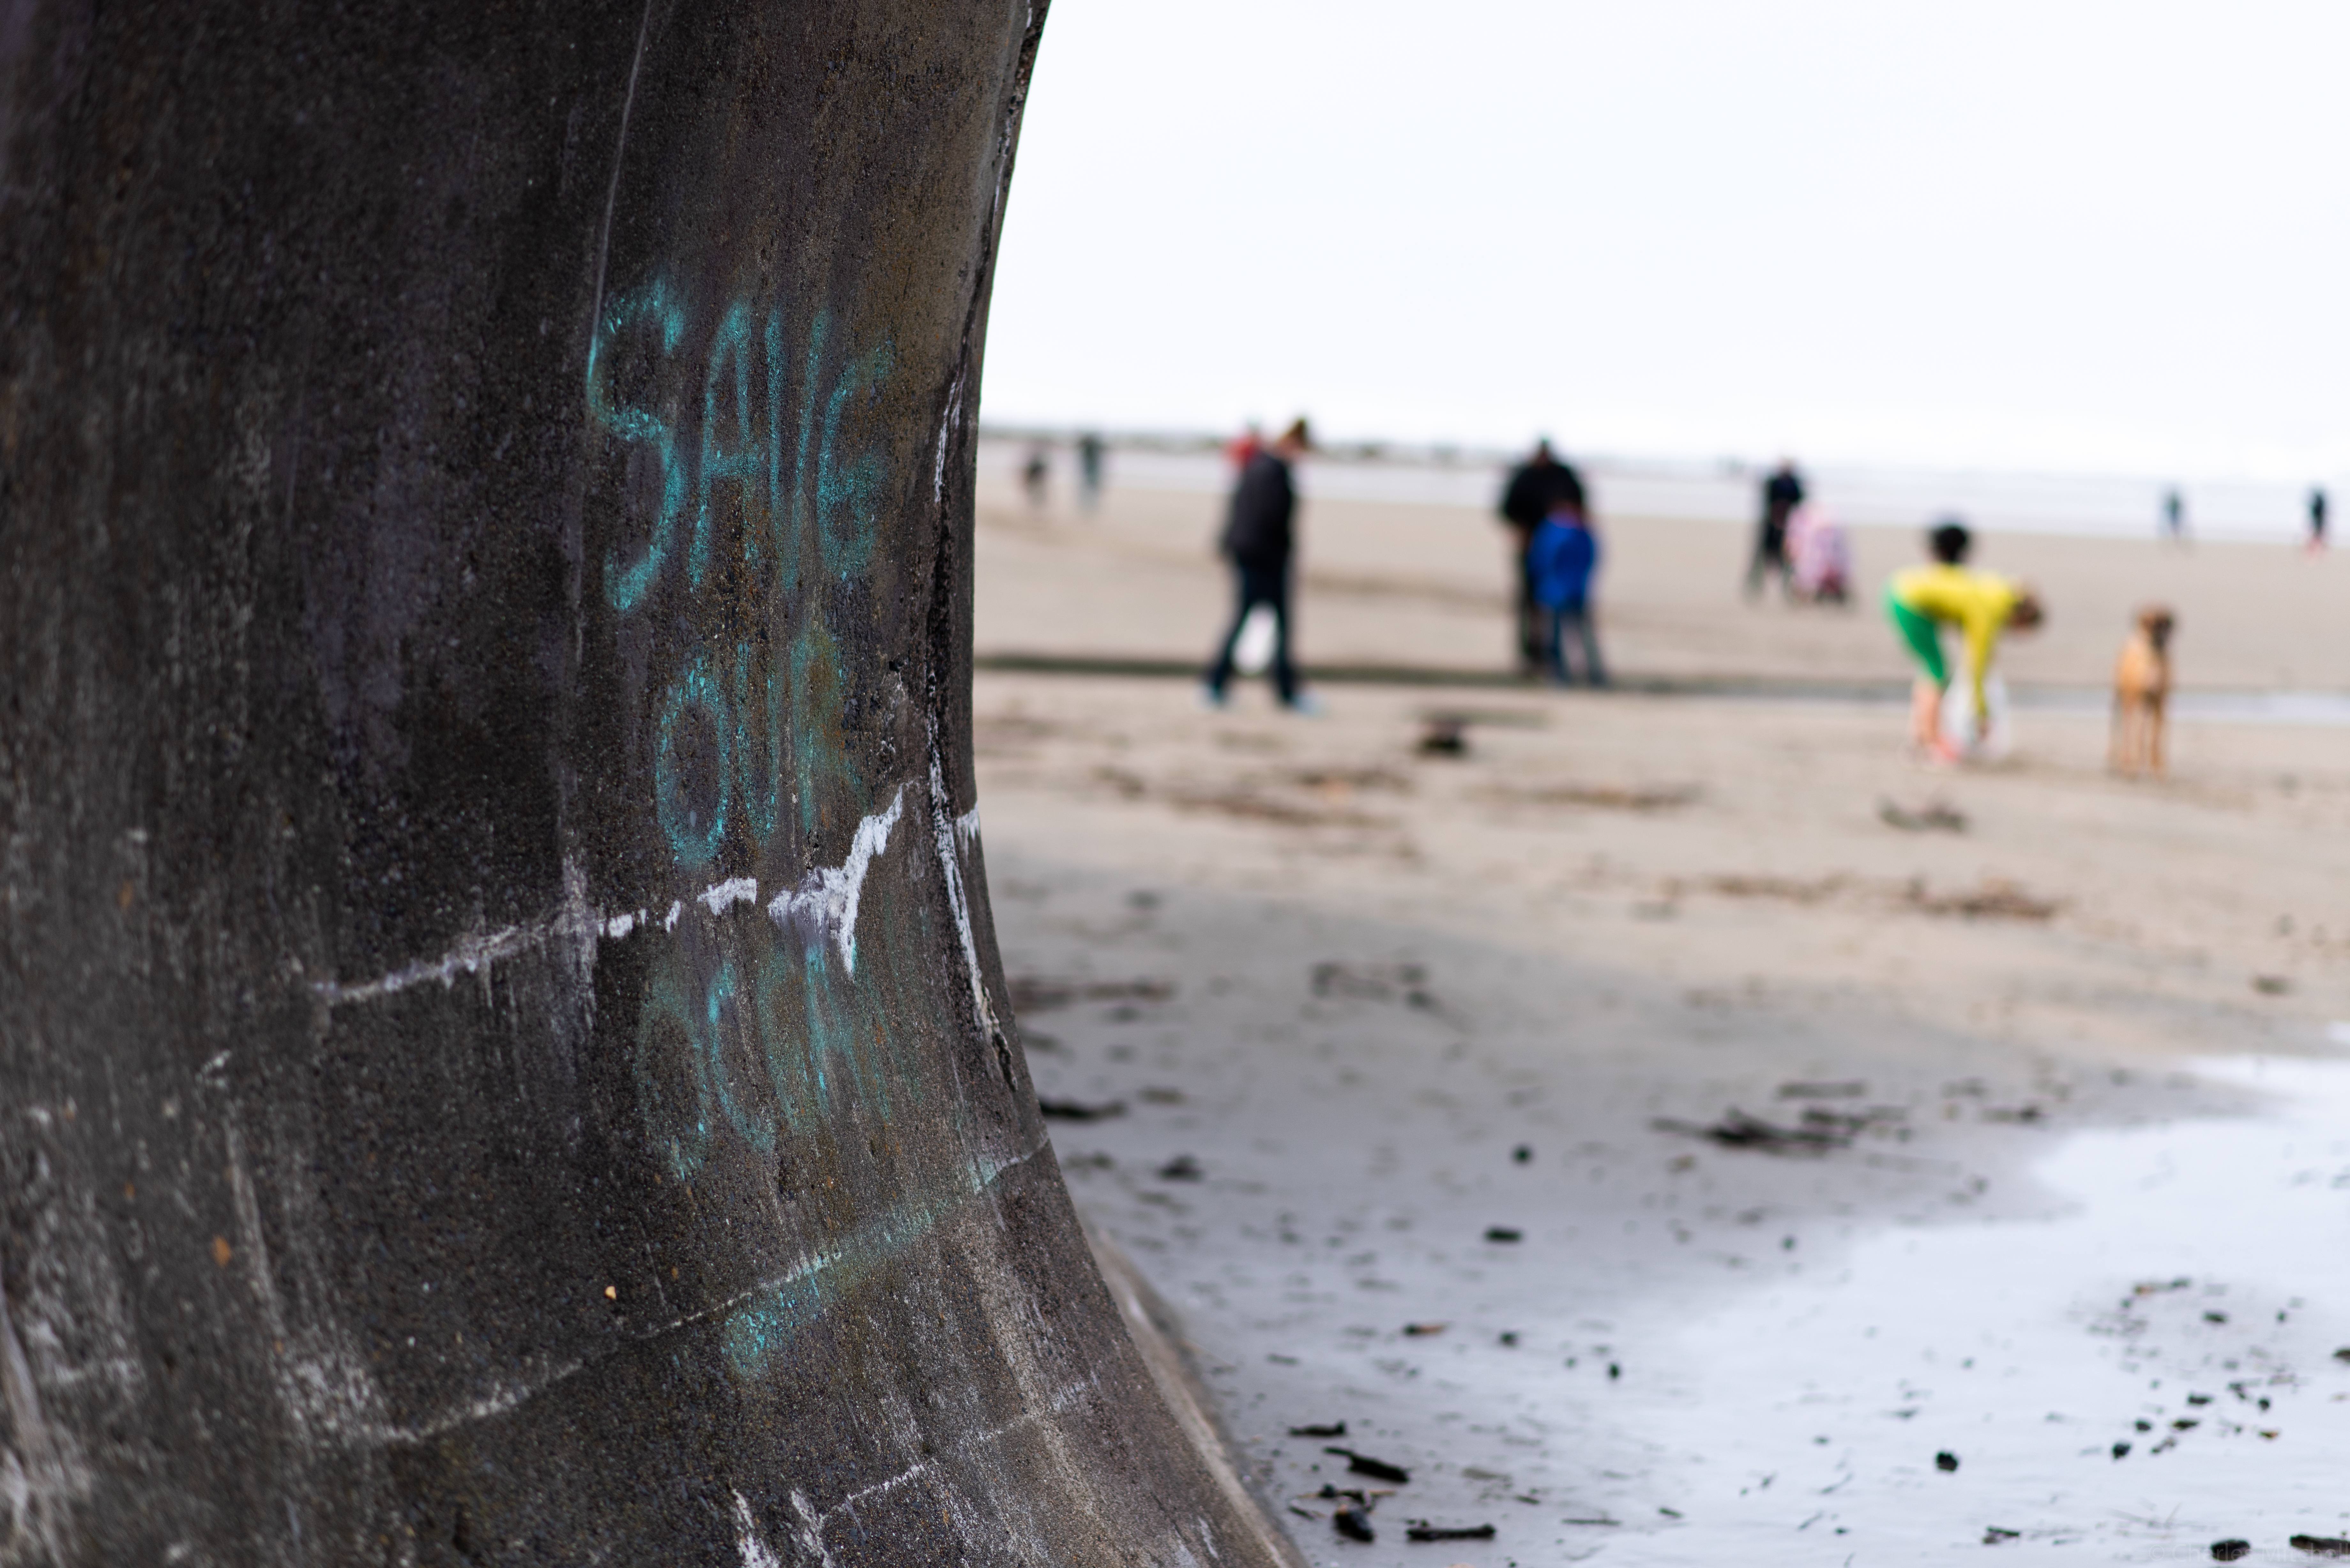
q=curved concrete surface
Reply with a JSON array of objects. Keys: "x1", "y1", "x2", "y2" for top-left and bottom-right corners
[{"x1": 0, "y1": 5, "x2": 1294, "y2": 1563}]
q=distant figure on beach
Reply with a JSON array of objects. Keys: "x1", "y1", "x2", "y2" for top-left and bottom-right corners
[
  {"x1": 2310, "y1": 487, "x2": 2329, "y2": 554},
  {"x1": 1785, "y1": 504, "x2": 1851, "y2": 604},
  {"x1": 1884, "y1": 520, "x2": 2044, "y2": 763},
  {"x1": 2161, "y1": 486, "x2": 2186, "y2": 543},
  {"x1": 1747, "y1": 461, "x2": 1806, "y2": 599},
  {"x1": 1022, "y1": 444, "x2": 1050, "y2": 510},
  {"x1": 1498, "y1": 440, "x2": 1588, "y2": 676},
  {"x1": 1528, "y1": 494, "x2": 1606, "y2": 687},
  {"x1": 1077, "y1": 433, "x2": 1105, "y2": 514},
  {"x1": 1202, "y1": 418, "x2": 1315, "y2": 712}
]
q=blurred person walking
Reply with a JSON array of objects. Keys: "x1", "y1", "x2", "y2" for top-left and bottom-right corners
[
  {"x1": 1077, "y1": 432, "x2": 1105, "y2": 514},
  {"x1": 1022, "y1": 443, "x2": 1050, "y2": 510},
  {"x1": 1498, "y1": 439, "x2": 1587, "y2": 675},
  {"x1": 1202, "y1": 419, "x2": 1316, "y2": 712},
  {"x1": 1528, "y1": 494, "x2": 1606, "y2": 686},
  {"x1": 2309, "y1": 486, "x2": 2328, "y2": 554},
  {"x1": 1746, "y1": 460, "x2": 1805, "y2": 599},
  {"x1": 1884, "y1": 520, "x2": 2043, "y2": 763},
  {"x1": 2161, "y1": 486, "x2": 2187, "y2": 543}
]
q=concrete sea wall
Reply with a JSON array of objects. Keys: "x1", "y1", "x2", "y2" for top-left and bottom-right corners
[{"x1": 0, "y1": 4, "x2": 1291, "y2": 1563}]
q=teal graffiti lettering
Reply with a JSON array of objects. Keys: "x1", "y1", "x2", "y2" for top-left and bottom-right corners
[
  {"x1": 702, "y1": 959, "x2": 775, "y2": 1155},
  {"x1": 632, "y1": 963, "x2": 713, "y2": 1181},
  {"x1": 589, "y1": 281, "x2": 689, "y2": 613},
  {"x1": 593, "y1": 279, "x2": 894, "y2": 617},
  {"x1": 654, "y1": 655, "x2": 731, "y2": 869},
  {"x1": 815, "y1": 339, "x2": 892, "y2": 581}
]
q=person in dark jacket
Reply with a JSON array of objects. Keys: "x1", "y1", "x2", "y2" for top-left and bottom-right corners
[
  {"x1": 1498, "y1": 440, "x2": 1587, "y2": 674},
  {"x1": 1203, "y1": 418, "x2": 1313, "y2": 710},
  {"x1": 1747, "y1": 460, "x2": 1805, "y2": 599}
]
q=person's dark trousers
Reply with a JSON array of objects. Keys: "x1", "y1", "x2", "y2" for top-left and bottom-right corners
[
  {"x1": 1204, "y1": 560, "x2": 1298, "y2": 704},
  {"x1": 1512, "y1": 527, "x2": 1544, "y2": 673},
  {"x1": 1548, "y1": 603, "x2": 1606, "y2": 687}
]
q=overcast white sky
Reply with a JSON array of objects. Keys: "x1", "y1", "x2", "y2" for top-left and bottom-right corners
[{"x1": 980, "y1": 1, "x2": 2350, "y2": 481}]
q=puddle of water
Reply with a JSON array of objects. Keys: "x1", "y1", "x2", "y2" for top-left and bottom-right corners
[
  {"x1": 1233, "y1": 1057, "x2": 2350, "y2": 1568},
  {"x1": 1564, "y1": 1056, "x2": 2350, "y2": 1565}
]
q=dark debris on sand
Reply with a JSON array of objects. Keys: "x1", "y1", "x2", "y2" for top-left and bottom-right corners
[
  {"x1": 1652, "y1": 1108, "x2": 1847, "y2": 1154},
  {"x1": 1905, "y1": 878, "x2": 2059, "y2": 921},
  {"x1": 1037, "y1": 1096, "x2": 1125, "y2": 1121},
  {"x1": 1324, "y1": 1446, "x2": 1410, "y2": 1484},
  {"x1": 1879, "y1": 797, "x2": 1967, "y2": 833},
  {"x1": 1008, "y1": 975, "x2": 1173, "y2": 1013},
  {"x1": 1415, "y1": 718, "x2": 1468, "y2": 757}
]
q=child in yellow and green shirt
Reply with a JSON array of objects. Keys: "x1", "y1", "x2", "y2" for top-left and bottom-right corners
[{"x1": 1884, "y1": 522, "x2": 2043, "y2": 759}]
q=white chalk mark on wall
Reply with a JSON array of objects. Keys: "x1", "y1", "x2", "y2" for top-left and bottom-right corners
[
  {"x1": 766, "y1": 786, "x2": 906, "y2": 974},
  {"x1": 0, "y1": 1263, "x2": 90, "y2": 1562},
  {"x1": 311, "y1": 860, "x2": 600, "y2": 1007},
  {"x1": 698, "y1": 877, "x2": 759, "y2": 916},
  {"x1": 932, "y1": 366, "x2": 966, "y2": 508},
  {"x1": 732, "y1": 1491, "x2": 782, "y2": 1568},
  {"x1": 929, "y1": 740, "x2": 998, "y2": 1038},
  {"x1": 809, "y1": 1374, "x2": 1092, "y2": 1540},
  {"x1": 315, "y1": 787, "x2": 913, "y2": 1007},
  {"x1": 790, "y1": 1490, "x2": 840, "y2": 1568}
]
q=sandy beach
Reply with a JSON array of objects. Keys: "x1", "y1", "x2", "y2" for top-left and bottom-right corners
[
  {"x1": 974, "y1": 456, "x2": 2350, "y2": 691},
  {"x1": 966, "y1": 461, "x2": 2350, "y2": 1563}
]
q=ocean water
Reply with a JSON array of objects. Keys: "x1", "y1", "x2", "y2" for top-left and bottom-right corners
[{"x1": 982, "y1": 439, "x2": 2330, "y2": 544}]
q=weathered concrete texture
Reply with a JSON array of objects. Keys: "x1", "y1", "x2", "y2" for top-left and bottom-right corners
[{"x1": 0, "y1": 5, "x2": 1291, "y2": 1564}]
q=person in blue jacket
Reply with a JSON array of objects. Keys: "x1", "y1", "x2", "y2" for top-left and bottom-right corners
[{"x1": 1528, "y1": 498, "x2": 1605, "y2": 686}]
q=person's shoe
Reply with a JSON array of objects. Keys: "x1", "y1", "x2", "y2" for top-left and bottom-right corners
[
  {"x1": 1195, "y1": 684, "x2": 1228, "y2": 712},
  {"x1": 1284, "y1": 692, "x2": 1325, "y2": 718}
]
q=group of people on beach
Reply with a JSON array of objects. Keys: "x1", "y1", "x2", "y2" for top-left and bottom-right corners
[
  {"x1": 1203, "y1": 433, "x2": 2049, "y2": 771},
  {"x1": 1744, "y1": 461, "x2": 1852, "y2": 604},
  {"x1": 1200, "y1": 428, "x2": 2054, "y2": 762},
  {"x1": 1497, "y1": 440, "x2": 1606, "y2": 686}
]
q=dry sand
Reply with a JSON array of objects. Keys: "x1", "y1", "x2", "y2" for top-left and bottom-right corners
[{"x1": 964, "y1": 469, "x2": 2350, "y2": 1563}]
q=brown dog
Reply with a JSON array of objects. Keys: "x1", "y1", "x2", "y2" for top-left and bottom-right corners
[{"x1": 2110, "y1": 605, "x2": 2175, "y2": 776}]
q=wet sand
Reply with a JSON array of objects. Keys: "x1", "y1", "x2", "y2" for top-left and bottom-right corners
[
  {"x1": 970, "y1": 679, "x2": 2350, "y2": 1564},
  {"x1": 968, "y1": 465, "x2": 2350, "y2": 1563}
]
